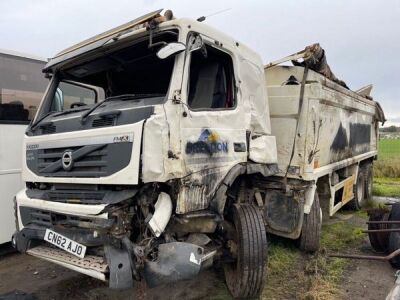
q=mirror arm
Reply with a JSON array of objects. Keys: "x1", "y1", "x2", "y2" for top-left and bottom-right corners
[{"x1": 147, "y1": 21, "x2": 167, "y2": 49}]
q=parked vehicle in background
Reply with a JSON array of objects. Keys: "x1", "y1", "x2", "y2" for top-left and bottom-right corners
[
  {"x1": 12, "y1": 10, "x2": 385, "y2": 298},
  {"x1": 0, "y1": 49, "x2": 47, "y2": 246}
]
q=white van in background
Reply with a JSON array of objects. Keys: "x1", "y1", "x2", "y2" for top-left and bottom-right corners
[{"x1": 0, "y1": 49, "x2": 47, "y2": 246}]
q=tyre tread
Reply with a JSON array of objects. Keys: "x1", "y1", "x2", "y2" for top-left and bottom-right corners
[
  {"x1": 225, "y1": 204, "x2": 267, "y2": 298},
  {"x1": 298, "y1": 193, "x2": 321, "y2": 252}
]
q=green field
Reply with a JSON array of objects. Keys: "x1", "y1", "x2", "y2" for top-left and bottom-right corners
[
  {"x1": 378, "y1": 138, "x2": 400, "y2": 160},
  {"x1": 373, "y1": 138, "x2": 400, "y2": 196}
]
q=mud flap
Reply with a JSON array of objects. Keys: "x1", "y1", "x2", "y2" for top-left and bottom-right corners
[
  {"x1": 144, "y1": 242, "x2": 204, "y2": 287},
  {"x1": 105, "y1": 245, "x2": 134, "y2": 289}
]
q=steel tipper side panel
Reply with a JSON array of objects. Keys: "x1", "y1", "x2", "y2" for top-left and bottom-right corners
[
  {"x1": 22, "y1": 121, "x2": 143, "y2": 185},
  {"x1": 265, "y1": 66, "x2": 320, "y2": 177},
  {"x1": 265, "y1": 65, "x2": 377, "y2": 182},
  {"x1": 307, "y1": 77, "x2": 378, "y2": 179}
]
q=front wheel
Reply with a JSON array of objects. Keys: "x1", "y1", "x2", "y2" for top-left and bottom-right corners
[{"x1": 224, "y1": 204, "x2": 268, "y2": 299}]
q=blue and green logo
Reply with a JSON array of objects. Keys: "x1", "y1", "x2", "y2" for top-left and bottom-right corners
[{"x1": 186, "y1": 129, "x2": 228, "y2": 155}]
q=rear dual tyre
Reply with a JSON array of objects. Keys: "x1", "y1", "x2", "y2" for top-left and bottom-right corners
[
  {"x1": 298, "y1": 192, "x2": 321, "y2": 252},
  {"x1": 348, "y1": 163, "x2": 373, "y2": 210},
  {"x1": 348, "y1": 169, "x2": 366, "y2": 210},
  {"x1": 364, "y1": 165, "x2": 373, "y2": 202}
]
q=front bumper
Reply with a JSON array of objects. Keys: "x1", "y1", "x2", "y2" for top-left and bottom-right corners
[
  {"x1": 14, "y1": 189, "x2": 213, "y2": 289},
  {"x1": 13, "y1": 226, "x2": 209, "y2": 289},
  {"x1": 14, "y1": 188, "x2": 134, "y2": 288}
]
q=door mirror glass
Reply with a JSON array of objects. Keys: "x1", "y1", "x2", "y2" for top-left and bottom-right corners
[
  {"x1": 51, "y1": 88, "x2": 64, "y2": 112},
  {"x1": 157, "y1": 42, "x2": 186, "y2": 59}
]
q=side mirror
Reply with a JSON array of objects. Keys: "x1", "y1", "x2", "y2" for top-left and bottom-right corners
[
  {"x1": 52, "y1": 88, "x2": 64, "y2": 111},
  {"x1": 157, "y1": 42, "x2": 186, "y2": 59}
]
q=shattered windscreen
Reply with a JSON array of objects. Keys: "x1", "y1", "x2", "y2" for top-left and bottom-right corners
[{"x1": 47, "y1": 30, "x2": 179, "y2": 113}]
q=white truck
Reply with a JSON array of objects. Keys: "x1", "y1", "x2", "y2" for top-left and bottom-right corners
[
  {"x1": 0, "y1": 49, "x2": 47, "y2": 247},
  {"x1": 12, "y1": 10, "x2": 385, "y2": 298}
]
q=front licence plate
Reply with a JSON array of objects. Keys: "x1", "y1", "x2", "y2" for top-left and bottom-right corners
[{"x1": 44, "y1": 229, "x2": 86, "y2": 259}]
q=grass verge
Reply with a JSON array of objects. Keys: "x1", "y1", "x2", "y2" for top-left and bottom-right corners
[
  {"x1": 262, "y1": 240, "x2": 300, "y2": 299},
  {"x1": 373, "y1": 177, "x2": 400, "y2": 197},
  {"x1": 262, "y1": 220, "x2": 365, "y2": 300},
  {"x1": 374, "y1": 159, "x2": 400, "y2": 178},
  {"x1": 301, "y1": 221, "x2": 364, "y2": 300},
  {"x1": 374, "y1": 139, "x2": 400, "y2": 178}
]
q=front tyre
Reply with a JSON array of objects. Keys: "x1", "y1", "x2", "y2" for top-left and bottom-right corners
[{"x1": 224, "y1": 204, "x2": 268, "y2": 299}]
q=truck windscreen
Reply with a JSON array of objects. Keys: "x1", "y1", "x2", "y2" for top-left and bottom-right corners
[{"x1": 47, "y1": 30, "x2": 178, "y2": 113}]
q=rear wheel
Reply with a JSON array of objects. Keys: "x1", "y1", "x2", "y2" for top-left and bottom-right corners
[
  {"x1": 364, "y1": 164, "x2": 373, "y2": 202},
  {"x1": 298, "y1": 192, "x2": 321, "y2": 252},
  {"x1": 348, "y1": 169, "x2": 365, "y2": 210},
  {"x1": 224, "y1": 204, "x2": 268, "y2": 299}
]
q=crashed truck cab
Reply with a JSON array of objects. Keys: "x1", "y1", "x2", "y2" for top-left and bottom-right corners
[{"x1": 13, "y1": 10, "x2": 277, "y2": 293}]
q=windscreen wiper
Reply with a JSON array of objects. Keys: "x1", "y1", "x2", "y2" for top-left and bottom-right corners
[
  {"x1": 52, "y1": 106, "x2": 90, "y2": 117},
  {"x1": 30, "y1": 111, "x2": 57, "y2": 131},
  {"x1": 80, "y1": 93, "x2": 164, "y2": 124},
  {"x1": 30, "y1": 106, "x2": 90, "y2": 131}
]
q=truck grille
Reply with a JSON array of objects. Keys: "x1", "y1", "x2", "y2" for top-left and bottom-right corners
[
  {"x1": 26, "y1": 188, "x2": 138, "y2": 205},
  {"x1": 37, "y1": 144, "x2": 108, "y2": 177},
  {"x1": 47, "y1": 190, "x2": 106, "y2": 203},
  {"x1": 19, "y1": 206, "x2": 113, "y2": 230},
  {"x1": 27, "y1": 141, "x2": 133, "y2": 178}
]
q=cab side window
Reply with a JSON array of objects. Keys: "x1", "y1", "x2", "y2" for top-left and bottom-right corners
[{"x1": 188, "y1": 45, "x2": 235, "y2": 110}]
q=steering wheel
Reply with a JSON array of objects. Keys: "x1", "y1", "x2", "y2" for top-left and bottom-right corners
[{"x1": 70, "y1": 102, "x2": 87, "y2": 109}]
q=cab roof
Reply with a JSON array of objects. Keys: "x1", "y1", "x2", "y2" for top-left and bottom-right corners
[{"x1": 44, "y1": 9, "x2": 262, "y2": 73}]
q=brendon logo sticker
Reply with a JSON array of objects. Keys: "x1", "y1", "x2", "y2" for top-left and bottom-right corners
[{"x1": 186, "y1": 129, "x2": 228, "y2": 155}]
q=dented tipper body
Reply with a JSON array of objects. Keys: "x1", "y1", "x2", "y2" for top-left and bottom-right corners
[{"x1": 12, "y1": 10, "x2": 384, "y2": 298}]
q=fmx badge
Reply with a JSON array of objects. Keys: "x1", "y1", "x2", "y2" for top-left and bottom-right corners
[
  {"x1": 186, "y1": 129, "x2": 228, "y2": 155},
  {"x1": 113, "y1": 134, "x2": 132, "y2": 143}
]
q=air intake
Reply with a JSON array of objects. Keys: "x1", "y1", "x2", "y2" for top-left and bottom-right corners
[{"x1": 92, "y1": 116, "x2": 115, "y2": 128}]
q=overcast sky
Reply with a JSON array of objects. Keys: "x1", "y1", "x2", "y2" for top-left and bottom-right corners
[{"x1": 1, "y1": 0, "x2": 399, "y2": 125}]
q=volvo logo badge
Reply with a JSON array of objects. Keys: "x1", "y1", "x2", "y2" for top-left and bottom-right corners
[{"x1": 62, "y1": 151, "x2": 73, "y2": 171}]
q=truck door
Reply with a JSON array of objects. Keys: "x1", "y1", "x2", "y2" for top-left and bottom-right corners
[{"x1": 179, "y1": 35, "x2": 247, "y2": 190}]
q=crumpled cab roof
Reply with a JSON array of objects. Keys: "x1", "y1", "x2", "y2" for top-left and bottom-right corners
[{"x1": 45, "y1": 9, "x2": 164, "y2": 72}]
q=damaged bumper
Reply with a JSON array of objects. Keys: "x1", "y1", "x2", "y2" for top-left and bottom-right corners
[
  {"x1": 144, "y1": 242, "x2": 214, "y2": 287},
  {"x1": 13, "y1": 189, "x2": 215, "y2": 289},
  {"x1": 13, "y1": 226, "x2": 212, "y2": 289}
]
